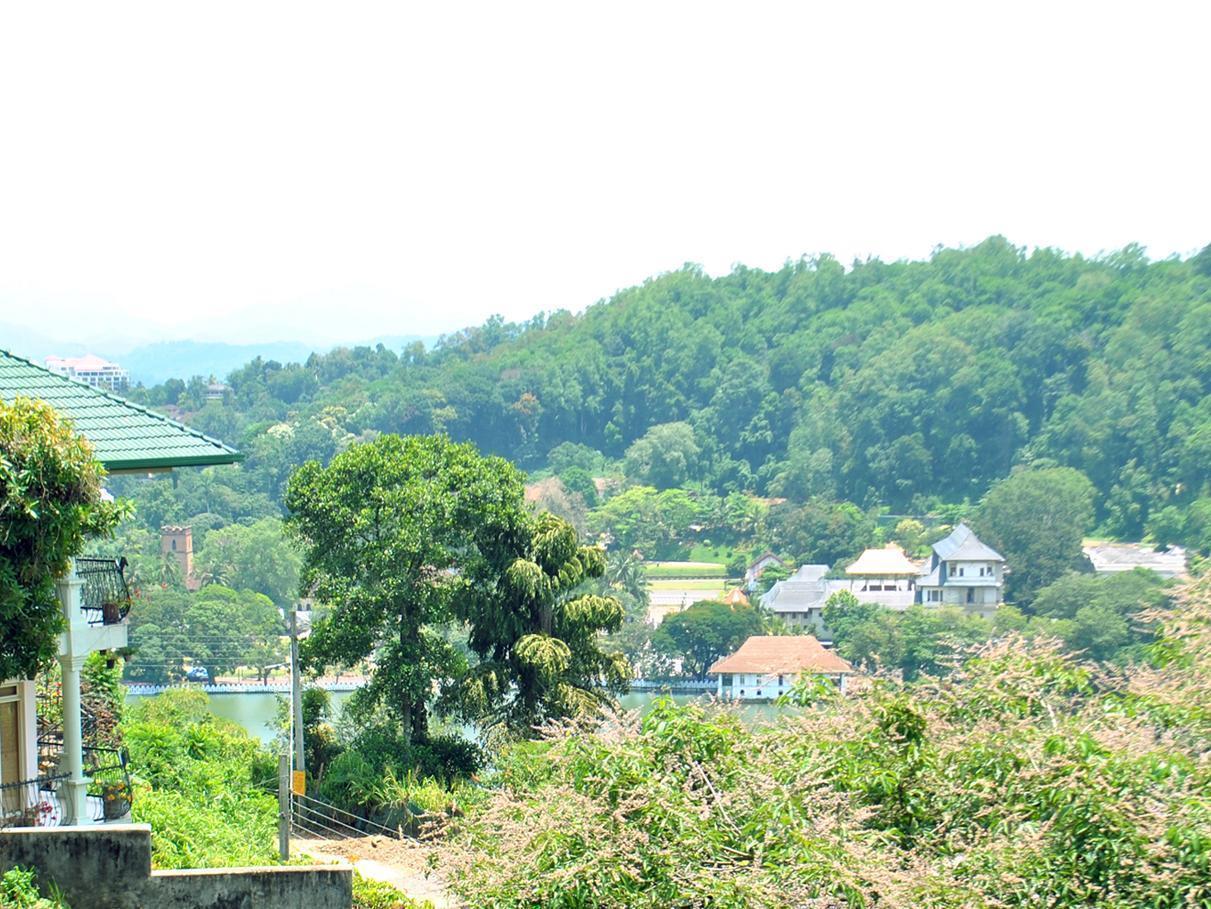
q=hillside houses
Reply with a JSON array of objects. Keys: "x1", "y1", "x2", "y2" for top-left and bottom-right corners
[{"x1": 761, "y1": 524, "x2": 1007, "y2": 634}]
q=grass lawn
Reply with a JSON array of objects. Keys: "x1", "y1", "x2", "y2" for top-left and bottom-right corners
[
  {"x1": 646, "y1": 561, "x2": 727, "y2": 579},
  {"x1": 686, "y1": 543, "x2": 744, "y2": 565}
]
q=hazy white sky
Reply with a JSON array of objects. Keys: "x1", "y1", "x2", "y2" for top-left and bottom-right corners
[{"x1": 1, "y1": 1, "x2": 1207, "y2": 348}]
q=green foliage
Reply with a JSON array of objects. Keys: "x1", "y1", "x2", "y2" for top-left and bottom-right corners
[
  {"x1": 125, "y1": 583, "x2": 283, "y2": 683},
  {"x1": 824, "y1": 594, "x2": 994, "y2": 680},
  {"x1": 459, "y1": 512, "x2": 629, "y2": 737},
  {"x1": 622, "y1": 421, "x2": 701, "y2": 487},
  {"x1": 286, "y1": 433, "x2": 527, "y2": 744},
  {"x1": 0, "y1": 398, "x2": 124, "y2": 680},
  {"x1": 0, "y1": 868, "x2": 68, "y2": 909},
  {"x1": 352, "y1": 873, "x2": 433, "y2": 909},
  {"x1": 194, "y1": 517, "x2": 301, "y2": 605},
  {"x1": 557, "y1": 466, "x2": 598, "y2": 508},
  {"x1": 1028, "y1": 568, "x2": 1169, "y2": 662},
  {"x1": 588, "y1": 486, "x2": 699, "y2": 558},
  {"x1": 122, "y1": 689, "x2": 279, "y2": 868},
  {"x1": 974, "y1": 467, "x2": 1097, "y2": 604},
  {"x1": 766, "y1": 498, "x2": 876, "y2": 567},
  {"x1": 114, "y1": 242, "x2": 1211, "y2": 561},
  {"x1": 653, "y1": 599, "x2": 763, "y2": 677},
  {"x1": 446, "y1": 579, "x2": 1211, "y2": 906}
]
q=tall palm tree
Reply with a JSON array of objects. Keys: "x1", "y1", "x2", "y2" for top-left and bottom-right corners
[{"x1": 605, "y1": 549, "x2": 647, "y2": 604}]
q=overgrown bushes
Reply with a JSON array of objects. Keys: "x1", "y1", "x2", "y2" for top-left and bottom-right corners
[
  {"x1": 0, "y1": 868, "x2": 68, "y2": 909},
  {"x1": 320, "y1": 726, "x2": 480, "y2": 832},
  {"x1": 441, "y1": 578, "x2": 1211, "y2": 907},
  {"x1": 122, "y1": 689, "x2": 278, "y2": 868}
]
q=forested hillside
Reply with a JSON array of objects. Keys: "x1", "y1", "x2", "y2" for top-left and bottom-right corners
[{"x1": 117, "y1": 237, "x2": 1211, "y2": 554}]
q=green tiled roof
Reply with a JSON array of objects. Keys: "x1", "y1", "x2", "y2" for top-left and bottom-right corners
[{"x1": 0, "y1": 350, "x2": 241, "y2": 472}]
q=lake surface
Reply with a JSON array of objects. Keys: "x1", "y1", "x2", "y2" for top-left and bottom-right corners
[{"x1": 129, "y1": 688, "x2": 785, "y2": 744}]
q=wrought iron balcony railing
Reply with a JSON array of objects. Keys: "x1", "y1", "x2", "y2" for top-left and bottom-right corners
[
  {"x1": 2, "y1": 741, "x2": 134, "y2": 829},
  {"x1": 75, "y1": 557, "x2": 132, "y2": 626},
  {"x1": 0, "y1": 774, "x2": 70, "y2": 829}
]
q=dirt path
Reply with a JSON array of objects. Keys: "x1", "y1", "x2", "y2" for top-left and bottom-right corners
[{"x1": 294, "y1": 835, "x2": 457, "y2": 908}]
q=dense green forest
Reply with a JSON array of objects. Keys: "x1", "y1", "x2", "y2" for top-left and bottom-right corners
[{"x1": 113, "y1": 237, "x2": 1211, "y2": 557}]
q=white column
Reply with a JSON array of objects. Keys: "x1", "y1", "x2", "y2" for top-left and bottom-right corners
[
  {"x1": 57, "y1": 653, "x2": 89, "y2": 825},
  {"x1": 55, "y1": 562, "x2": 91, "y2": 826}
]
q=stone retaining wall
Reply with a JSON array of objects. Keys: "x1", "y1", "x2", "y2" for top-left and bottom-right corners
[{"x1": 0, "y1": 824, "x2": 352, "y2": 909}]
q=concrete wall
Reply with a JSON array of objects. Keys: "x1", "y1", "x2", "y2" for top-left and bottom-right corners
[{"x1": 0, "y1": 825, "x2": 351, "y2": 909}]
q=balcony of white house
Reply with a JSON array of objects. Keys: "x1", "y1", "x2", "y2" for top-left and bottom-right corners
[{"x1": 0, "y1": 557, "x2": 134, "y2": 831}]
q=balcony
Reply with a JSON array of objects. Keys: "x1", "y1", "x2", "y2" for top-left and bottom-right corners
[
  {"x1": 75, "y1": 557, "x2": 132, "y2": 626},
  {"x1": 0, "y1": 747, "x2": 130, "y2": 829}
]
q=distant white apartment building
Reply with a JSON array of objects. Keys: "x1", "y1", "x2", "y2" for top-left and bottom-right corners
[{"x1": 44, "y1": 355, "x2": 129, "y2": 392}]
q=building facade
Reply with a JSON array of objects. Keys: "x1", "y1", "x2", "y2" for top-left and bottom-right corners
[
  {"x1": 915, "y1": 523, "x2": 1005, "y2": 616},
  {"x1": 1, "y1": 350, "x2": 240, "y2": 829}
]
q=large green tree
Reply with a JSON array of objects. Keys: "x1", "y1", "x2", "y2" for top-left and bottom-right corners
[
  {"x1": 0, "y1": 399, "x2": 122, "y2": 680},
  {"x1": 285, "y1": 434, "x2": 526, "y2": 744},
  {"x1": 1028, "y1": 568, "x2": 1168, "y2": 662},
  {"x1": 654, "y1": 600, "x2": 763, "y2": 677},
  {"x1": 623, "y1": 422, "x2": 701, "y2": 488},
  {"x1": 973, "y1": 467, "x2": 1096, "y2": 606},
  {"x1": 457, "y1": 512, "x2": 628, "y2": 737},
  {"x1": 194, "y1": 517, "x2": 301, "y2": 606}
]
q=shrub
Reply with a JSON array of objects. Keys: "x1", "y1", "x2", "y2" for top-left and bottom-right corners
[
  {"x1": 121, "y1": 689, "x2": 279, "y2": 869},
  {"x1": 0, "y1": 867, "x2": 68, "y2": 909},
  {"x1": 352, "y1": 874, "x2": 432, "y2": 909}
]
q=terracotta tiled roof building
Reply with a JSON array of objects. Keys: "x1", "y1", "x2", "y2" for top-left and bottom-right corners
[{"x1": 709, "y1": 635, "x2": 853, "y2": 700}]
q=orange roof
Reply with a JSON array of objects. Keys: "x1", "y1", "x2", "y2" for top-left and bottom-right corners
[
  {"x1": 845, "y1": 543, "x2": 919, "y2": 576},
  {"x1": 708, "y1": 635, "x2": 853, "y2": 675},
  {"x1": 721, "y1": 587, "x2": 750, "y2": 606}
]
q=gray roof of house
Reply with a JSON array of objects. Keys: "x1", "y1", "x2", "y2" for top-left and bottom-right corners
[
  {"x1": 932, "y1": 523, "x2": 1004, "y2": 562},
  {"x1": 761, "y1": 565, "x2": 833, "y2": 612},
  {"x1": 917, "y1": 563, "x2": 942, "y2": 586}
]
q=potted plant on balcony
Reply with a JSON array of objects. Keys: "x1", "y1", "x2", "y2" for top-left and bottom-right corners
[
  {"x1": 101, "y1": 599, "x2": 122, "y2": 625},
  {"x1": 99, "y1": 778, "x2": 131, "y2": 821}
]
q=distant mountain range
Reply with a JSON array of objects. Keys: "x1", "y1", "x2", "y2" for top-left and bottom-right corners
[{"x1": 0, "y1": 324, "x2": 438, "y2": 386}]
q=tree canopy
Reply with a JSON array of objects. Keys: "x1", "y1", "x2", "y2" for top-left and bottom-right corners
[
  {"x1": 110, "y1": 240, "x2": 1211, "y2": 567},
  {"x1": 0, "y1": 398, "x2": 122, "y2": 680},
  {"x1": 285, "y1": 434, "x2": 527, "y2": 744},
  {"x1": 973, "y1": 466, "x2": 1096, "y2": 604},
  {"x1": 458, "y1": 512, "x2": 629, "y2": 737}
]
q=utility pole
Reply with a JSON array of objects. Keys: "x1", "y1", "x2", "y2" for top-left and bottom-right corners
[
  {"x1": 278, "y1": 752, "x2": 290, "y2": 861},
  {"x1": 290, "y1": 606, "x2": 305, "y2": 776}
]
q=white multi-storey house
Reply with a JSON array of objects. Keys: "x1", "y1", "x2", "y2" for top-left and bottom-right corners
[{"x1": 915, "y1": 523, "x2": 1005, "y2": 616}]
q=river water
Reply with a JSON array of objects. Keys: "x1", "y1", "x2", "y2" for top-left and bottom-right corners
[{"x1": 127, "y1": 689, "x2": 783, "y2": 744}]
